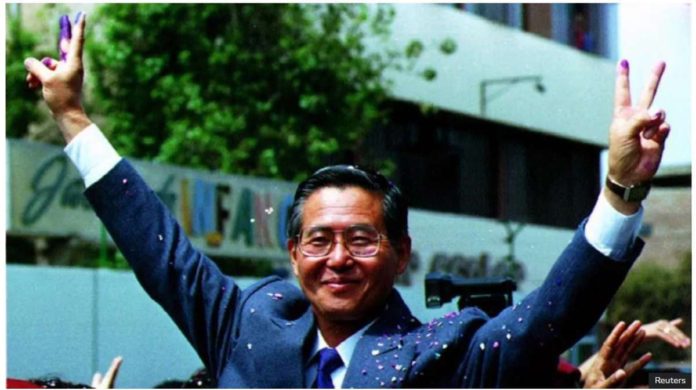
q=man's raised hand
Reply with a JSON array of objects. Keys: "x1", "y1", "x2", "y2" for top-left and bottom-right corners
[
  {"x1": 24, "y1": 12, "x2": 91, "y2": 143},
  {"x1": 606, "y1": 60, "x2": 670, "y2": 213}
]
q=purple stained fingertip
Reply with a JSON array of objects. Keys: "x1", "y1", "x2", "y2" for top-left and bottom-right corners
[
  {"x1": 59, "y1": 15, "x2": 72, "y2": 39},
  {"x1": 59, "y1": 15, "x2": 72, "y2": 61},
  {"x1": 620, "y1": 59, "x2": 629, "y2": 69}
]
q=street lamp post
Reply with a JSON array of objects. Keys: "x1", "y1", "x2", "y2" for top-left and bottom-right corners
[{"x1": 479, "y1": 75, "x2": 546, "y2": 117}]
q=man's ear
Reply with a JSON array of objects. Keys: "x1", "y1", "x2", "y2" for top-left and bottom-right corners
[
  {"x1": 395, "y1": 235, "x2": 412, "y2": 275},
  {"x1": 287, "y1": 239, "x2": 300, "y2": 277}
]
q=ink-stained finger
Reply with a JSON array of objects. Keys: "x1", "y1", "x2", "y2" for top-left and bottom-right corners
[
  {"x1": 614, "y1": 59, "x2": 631, "y2": 110},
  {"x1": 59, "y1": 15, "x2": 72, "y2": 61},
  {"x1": 637, "y1": 61, "x2": 666, "y2": 109}
]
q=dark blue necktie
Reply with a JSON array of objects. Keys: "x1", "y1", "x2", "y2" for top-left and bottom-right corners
[{"x1": 316, "y1": 348, "x2": 343, "y2": 388}]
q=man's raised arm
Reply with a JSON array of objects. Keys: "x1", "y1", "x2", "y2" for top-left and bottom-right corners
[{"x1": 23, "y1": 14, "x2": 244, "y2": 375}]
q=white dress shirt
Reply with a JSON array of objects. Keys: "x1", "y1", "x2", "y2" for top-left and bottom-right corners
[{"x1": 309, "y1": 321, "x2": 374, "y2": 388}]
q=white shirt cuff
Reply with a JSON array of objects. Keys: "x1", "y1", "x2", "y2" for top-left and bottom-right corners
[
  {"x1": 64, "y1": 124, "x2": 122, "y2": 188},
  {"x1": 585, "y1": 193, "x2": 643, "y2": 261}
]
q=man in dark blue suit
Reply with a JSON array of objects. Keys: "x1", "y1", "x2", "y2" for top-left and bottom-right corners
[{"x1": 25, "y1": 14, "x2": 671, "y2": 388}]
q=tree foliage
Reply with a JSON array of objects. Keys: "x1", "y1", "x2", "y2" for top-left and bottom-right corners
[
  {"x1": 6, "y1": 9, "x2": 46, "y2": 138},
  {"x1": 85, "y1": 4, "x2": 433, "y2": 181},
  {"x1": 606, "y1": 252, "x2": 691, "y2": 362}
]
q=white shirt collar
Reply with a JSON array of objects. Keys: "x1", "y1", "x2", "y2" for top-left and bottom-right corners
[{"x1": 310, "y1": 319, "x2": 376, "y2": 388}]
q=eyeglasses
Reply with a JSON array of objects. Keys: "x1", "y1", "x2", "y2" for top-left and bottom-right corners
[{"x1": 296, "y1": 224, "x2": 387, "y2": 257}]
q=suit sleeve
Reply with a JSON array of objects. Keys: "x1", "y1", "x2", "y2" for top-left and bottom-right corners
[
  {"x1": 85, "y1": 159, "x2": 241, "y2": 376},
  {"x1": 461, "y1": 220, "x2": 644, "y2": 387}
]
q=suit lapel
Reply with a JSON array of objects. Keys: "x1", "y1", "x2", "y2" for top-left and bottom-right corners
[
  {"x1": 254, "y1": 308, "x2": 316, "y2": 387},
  {"x1": 343, "y1": 290, "x2": 421, "y2": 388}
]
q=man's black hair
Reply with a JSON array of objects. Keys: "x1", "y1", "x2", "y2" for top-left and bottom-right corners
[{"x1": 286, "y1": 165, "x2": 408, "y2": 245}]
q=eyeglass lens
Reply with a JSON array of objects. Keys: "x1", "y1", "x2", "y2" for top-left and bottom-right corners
[{"x1": 299, "y1": 225, "x2": 381, "y2": 257}]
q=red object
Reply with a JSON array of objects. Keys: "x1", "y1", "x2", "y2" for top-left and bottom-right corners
[
  {"x1": 557, "y1": 358, "x2": 579, "y2": 375},
  {"x1": 552, "y1": 358, "x2": 582, "y2": 387},
  {"x1": 7, "y1": 379, "x2": 42, "y2": 388}
]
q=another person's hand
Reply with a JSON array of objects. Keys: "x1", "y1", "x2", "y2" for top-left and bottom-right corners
[
  {"x1": 581, "y1": 320, "x2": 652, "y2": 388},
  {"x1": 606, "y1": 60, "x2": 670, "y2": 214},
  {"x1": 24, "y1": 12, "x2": 91, "y2": 142},
  {"x1": 642, "y1": 318, "x2": 691, "y2": 349},
  {"x1": 91, "y1": 356, "x2": 123, "y2": 389}
]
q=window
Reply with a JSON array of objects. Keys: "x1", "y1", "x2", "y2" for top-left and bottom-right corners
[
  {"x1": 363, "y1": 101, "x2": 601, "y2": 229},
  {"x1": 453, "y1": 3, "x2": 615, "y2": 59},
  {"x1": 458, "y1": 3, "x2": 523, "y2": 29},
  {"x1": 523, "y1": 4, "x2": 552, "y2": 39}
]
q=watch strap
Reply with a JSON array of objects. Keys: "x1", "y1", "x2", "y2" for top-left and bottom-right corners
[{"x1": 605, "y1": 176, "x2": 651, "y2": 202}]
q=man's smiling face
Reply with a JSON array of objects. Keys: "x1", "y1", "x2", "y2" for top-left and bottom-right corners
[{"x1": 289, "y1": 186, "x2": 410, "y2": 324}]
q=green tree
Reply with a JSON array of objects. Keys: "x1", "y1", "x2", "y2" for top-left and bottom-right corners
[
  {"x1": 86, "y1": 4, "x2": 441, "y2": 181},
  {"x1": 6, "y1": 7, "x2": 45, "y2": 138},
  {"x1": 606, "y1": 252, "x2": 691, "y2": 362}
]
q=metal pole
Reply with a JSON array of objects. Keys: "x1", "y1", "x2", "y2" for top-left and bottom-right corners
[
  {"x1": 99, "y1": 224, "x2": 108, "y2": 265},
  {"x1": 480, "y1": 81, "x2": 486, "y2": 116},
  {"x1": 479, "y1": 75, "x2": 544, "y2": 117}
]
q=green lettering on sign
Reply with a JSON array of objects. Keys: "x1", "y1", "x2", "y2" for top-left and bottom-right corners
[
  {"x1": 60, "y1": 178, "x2": 91, "y2": 209},
  {"x1": 21, "y1": 154, "x2": 67, "y2": 226}
]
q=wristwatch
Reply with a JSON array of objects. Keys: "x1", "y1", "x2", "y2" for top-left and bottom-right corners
[{"x1": 605, "y1": 176, "x2": 651, "y2": 202}]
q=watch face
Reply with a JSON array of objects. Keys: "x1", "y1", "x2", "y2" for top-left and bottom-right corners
[{"x1": 629, "y1": 186, "x2": 650, "y2": 202}]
